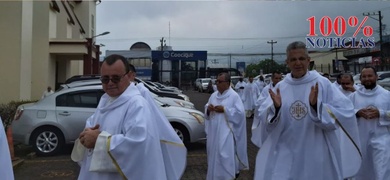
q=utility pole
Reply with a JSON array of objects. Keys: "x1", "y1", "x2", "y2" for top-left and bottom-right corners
[
  {"x1": 159, "y1": 37, "x2": 166, "y2": 82},
  {"x1": 267, "y1": 40, "x2": 277, "y2": 61},
  {"x1": 363, "y1": 11, "x2": 384, "y2": 70}
]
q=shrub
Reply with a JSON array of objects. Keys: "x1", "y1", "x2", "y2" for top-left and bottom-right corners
[{"x1": 0, "y1": 100, "x2": 37, "y2": 130}]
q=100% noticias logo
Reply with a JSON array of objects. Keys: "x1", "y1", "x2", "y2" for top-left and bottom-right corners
[{"x1": 305, "y1": 16, "x2": 375, "y2": 48}]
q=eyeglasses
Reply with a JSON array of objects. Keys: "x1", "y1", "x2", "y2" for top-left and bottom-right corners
[
  {"x1": 100, "y1": 73, "x2": 127, "y2": 84},
  {"x1": 216, "y1": 80, "x2": 229, "y2": 84}
]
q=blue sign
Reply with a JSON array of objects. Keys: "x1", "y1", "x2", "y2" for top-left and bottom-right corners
[
  {"x1": 152, "y1": 51, "x2": 207, "y2": 61},
  {"x1": 236, "y1": 62, "x2": 246, "y2": 73},
  {"x1": 136, "y1": 68, "x2": 152, "y2": 77}
]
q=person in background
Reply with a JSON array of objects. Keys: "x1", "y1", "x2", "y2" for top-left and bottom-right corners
[
  {"x1": 322, "y1": 73, "x2": 330, "y2": 79},
  {"x1": 0, "y1": 116, "x2": 14, "y2": 180},
  {"x1": 252, "y1": 71, "x2": 283, "y2": 146},
  {"x1": 41, "y1": 86, "x2": 54, "y2": 99},
  {"x1": 234, "y1": 77, "x2": 246, "y2": 102},
  {"x1": 255, "y1": 75, "x2": 266, "y2": 93},
  {"x1": 242, "y1": 76, "x2": 260, "y2": 118},
  {"x1": 127, "y1": 63, "x2": 187, "y2": 179},
  {"x1": 205, "y1": 72, "x2": 248, "y2": 180},
  {"x1": 333, "y1": 73, "x2": 342, "y2": 88},
  {"x1": 349, "y1": 66, "x2": 390, "y2": 180},
  {"x1": 252, "y1": 41, "x2": 361, "y2": 180},
  {"x1": 338, "y1": 73, "x2": 357, "y2": 97},
  {"x1": 73, "y1": 54, "x2": 169, "y2": 180}
]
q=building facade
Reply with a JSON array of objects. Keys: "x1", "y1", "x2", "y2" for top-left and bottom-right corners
[{"x1": 0, "y1": 0, "x2": 99, "y2": 104}]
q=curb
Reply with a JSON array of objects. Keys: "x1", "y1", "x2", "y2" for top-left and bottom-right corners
[{"x1": 12, "y1": 159, "x2": 24, "y2": 169}]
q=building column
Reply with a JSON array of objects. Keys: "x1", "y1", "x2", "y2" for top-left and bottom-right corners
[{"x1": 84, "y1": 38, "x2": 92, "y2": 75}]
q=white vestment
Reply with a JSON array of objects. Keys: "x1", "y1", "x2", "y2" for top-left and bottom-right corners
[
  {"x1": 349, "y1": 85, "x2": 390, "y2": 180},
  {"x1": 136, "y1": 82, "x2": 187, "y2": 180},
  {"x1": 0, "y1": 119, "x2": 14, "y2": 180},
  {"x1": 204, "y1": 88, "x2": 249, "y2": 180},
  {"x1": 252, "y1": 71, "x2": 361, "y2": 180},
  {"x1": 337, "y1": 84, "x2": 359, "y2": 97},
  {"x1": 76, "y1": 84, "x2": 167, "y2": 180},
  {"x1": 252, "y1": 83, "x2": 277, "y2": 148},
  {"x1": 242, "y1": 82, "x2": 260, "y2": 111},
  {"x1": 255, "y1": 79, "x2": 266, "y2": 93},
  {"x1": 234, "y1": 81, "x2": 246, "y2": 101}
]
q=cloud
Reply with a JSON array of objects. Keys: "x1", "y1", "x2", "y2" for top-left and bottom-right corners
[{"x1": 96, "y1": 1, "x2": 390, "y2": 59}]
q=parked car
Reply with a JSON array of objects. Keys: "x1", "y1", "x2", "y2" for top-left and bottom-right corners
[
  {"x1": 196, "y1": 78, "x2": 211, "y2": 92},
  {"x1": 60, "y1": 80, "x2": 195, "y2": 109},
  {"x1": 144, "y1": 81, "x2": 183, "y2": 94},
  {"x1": 12, "y1": 85, "x2": 205, "y2": 156}
]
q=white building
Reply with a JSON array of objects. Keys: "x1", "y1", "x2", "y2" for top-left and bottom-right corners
[{"x1": 0, "y1": 0, "x2": 99, "y2": 104}]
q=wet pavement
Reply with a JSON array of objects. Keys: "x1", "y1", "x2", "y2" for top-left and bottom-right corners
[{"x1": 13, "y1": 90, "x2": 259, "y2": 180}]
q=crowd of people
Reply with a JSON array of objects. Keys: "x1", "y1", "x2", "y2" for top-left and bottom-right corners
[{"x1": 2, "y1": 41, "x2": 389, "y2": 180}]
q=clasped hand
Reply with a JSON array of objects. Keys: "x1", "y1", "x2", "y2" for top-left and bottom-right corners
[
  {"x1": 207, "y1": 104, "x2": 224, "y2": 113},
  {"x1": 79, "y1": 124, "x2": 101, "y2": 149},
  {"x1": 357, "y1": 107, "x2": 379, "y2": 120},
  {"x1": 269, "y1": 82, "x2": 319, "y2": 108}
]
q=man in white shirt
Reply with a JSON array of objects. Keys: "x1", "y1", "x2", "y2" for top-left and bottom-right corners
[
  {"x1": 242, "y1": 76, "x2": 260, "y2": 118},
  {"x1": 41, "y1": 86, "x2": 54, "y2": 99},
  {"x1": 252, "y1": 41, "x2": 361, "y2": 180},
  {"x1": 349, "y1": 66, "x2": 390, "y2": 180},
  {"x1": 73, "y1": 54, "x2": 170, "y2": 180},
  {"x1": 338, "y1": 73, "x2": 358, "y2": 97},
  {"x1": 234, "y1": 77, "x2": 246, "y2": 102},
  {"x1": 205, "y1": 72, "x2": 249, "y2": 180}
]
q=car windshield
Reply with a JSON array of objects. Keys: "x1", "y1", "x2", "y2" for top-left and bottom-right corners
[{"x1": 202, "y1": 79, "x2": 210, "y2": 83}]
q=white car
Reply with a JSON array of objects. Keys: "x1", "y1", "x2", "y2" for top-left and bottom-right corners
[
  {"x1": 12, "y1": 85, "x2": 205, "y2": 156},
  {"x1": 196, "y1": 78, "x2": 211, "y2": 92}
]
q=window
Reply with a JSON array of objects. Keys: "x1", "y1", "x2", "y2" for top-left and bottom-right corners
[{"x1": 56, "y1": 90, "x2": 104, "y2": 108}]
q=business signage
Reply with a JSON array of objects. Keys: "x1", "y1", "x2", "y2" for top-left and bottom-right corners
[
  {"x1": 152, "y1": 51, "x2": 207, "y2": 61},
  {"x1": 236, "y1": 62, "x2": 246, "y2": 73},
  {"x1": 136, "y1": 68, "x2": 152, "y2": 77}
]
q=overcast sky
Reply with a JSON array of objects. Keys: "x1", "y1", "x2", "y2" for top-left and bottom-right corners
[{"x1": 96, "y1": 0, "x2": 390, "y2": 64}]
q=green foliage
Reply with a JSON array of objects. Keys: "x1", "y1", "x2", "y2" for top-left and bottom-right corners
[
  {"x1": 0, "y1": 100, "x2": 37, "y2": 130},
  {"x1": 245, "y1": 59, "x2": 289, "y2": 77}
]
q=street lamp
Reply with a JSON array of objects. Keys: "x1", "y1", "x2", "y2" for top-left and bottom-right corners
[
  {"x1": 93, "y1": 31, "x2": 110, "y2": 38},
  {"x1": 85, "y1": 31, "x2": 110, "y2": 75}
]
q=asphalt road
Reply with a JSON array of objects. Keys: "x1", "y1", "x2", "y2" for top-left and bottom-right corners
[{"x1": 13, "y1": 90, "x2": 259, "y2": 180}]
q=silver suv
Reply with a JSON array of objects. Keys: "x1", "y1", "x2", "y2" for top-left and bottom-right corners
[{"x1": 12, "y1": 85, "x2": 205, "y2": 156}]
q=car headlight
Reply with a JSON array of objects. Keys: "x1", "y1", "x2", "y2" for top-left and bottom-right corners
[
  {"x1": 189, "y1": 112, "x2": 204, "y2": 124},
  {"x1": 174, "y1": 101, "x2": 185, "y2": 107},
  {"x1": 178, "y1": 94, "x2": 190, "y2": 102}
]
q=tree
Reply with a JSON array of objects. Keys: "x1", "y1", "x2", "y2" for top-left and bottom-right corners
[{"x1": 245, "y1": 59, "x2": 288, "y2": 77}]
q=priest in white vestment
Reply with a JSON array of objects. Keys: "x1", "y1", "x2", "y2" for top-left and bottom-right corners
[
  {"x1": 204, "y1": 72, "x2": 249, "y2": 180},
  {"x1": 252, "y1": 41, "x2": 361, "y2": 180},
  {"x1": 255, "y1": 75, "x2": 266, "y2": 92},
  {"x1": 73, "y1": 55, "x2": 169, "y2": 180},
  {"x1": 252, "y1": 71, "x2": 283, "y2": 147},
  {"x1": 242, "y1": 76, "x2": 260, "y2": 118},
  {"x1": 128, "y1": 64, "x2": 187, "y2": 180},
  {"x1": 234, "y1": 77, "x2": 246, "y2": 102},
  {"x1": 349, "y1": 66, "x2": 390, "y2": 180},
  {"x1": 338, "y1": 73, "x2": 358, "y2": 97},
  {"x1": 0, "y1": 117, "x2": 14, "y2": 180}
]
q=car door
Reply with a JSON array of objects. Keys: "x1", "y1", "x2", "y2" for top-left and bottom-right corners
[{"x1": 55, "y1": 89, "x2": 104, "y2": 142}]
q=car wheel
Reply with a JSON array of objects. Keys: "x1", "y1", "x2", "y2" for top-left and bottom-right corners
[
  {"x1": 171, "y1": 123, "x2": 190, "y2": 145},
  {"x1": 31, "y1": 127, "x2": 64, "y2": 156}
]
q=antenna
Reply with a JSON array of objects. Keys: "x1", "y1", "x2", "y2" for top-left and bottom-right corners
[{"x1": 169, "y1": 21, "x2": 171, "y2": 46}]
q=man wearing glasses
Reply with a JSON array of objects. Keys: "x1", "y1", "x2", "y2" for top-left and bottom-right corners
[
  {"x1": 204, "y1": 72, "x2": 249, "y2": 180},
  {"x1": 73, "y1": 54, "x2": 168, "y2": 179}
]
